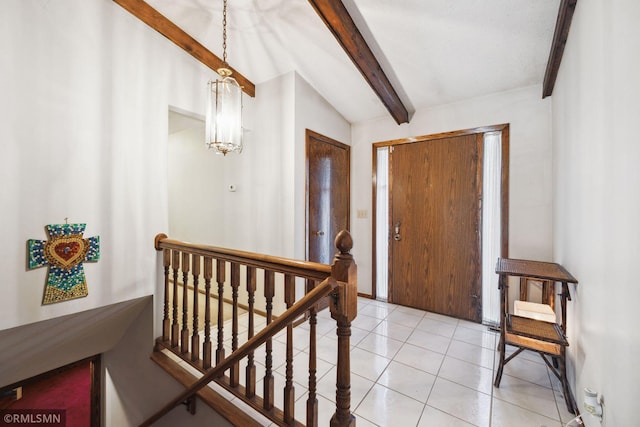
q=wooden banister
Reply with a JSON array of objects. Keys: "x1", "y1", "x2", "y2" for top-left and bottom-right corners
[
  {"x1": 150, "y1": 231, "x2": 358, "y2": 426},
  {"x1": 155, "y1": 237, "x2": 331, "y2": 280},
  {"x1": 141, "y1": 277, "x2": 340, "y2": 427}
]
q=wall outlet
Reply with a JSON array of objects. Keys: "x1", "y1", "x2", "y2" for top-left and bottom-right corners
[{"x1": 584, "y1": 388, "x2": 603, "y2": 421}]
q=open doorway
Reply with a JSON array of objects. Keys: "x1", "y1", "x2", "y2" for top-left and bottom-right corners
[
  {"x1": 373, "y1": 125, "x2": 509, "y2": 324},
  {"x1": 167, "y1": 109, "x2": 226, "y2": 245}
]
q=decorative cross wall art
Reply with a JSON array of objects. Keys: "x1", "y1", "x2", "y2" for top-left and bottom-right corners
[{"x1": 28, "y1": 223, "x2": 100, "y2": 305}]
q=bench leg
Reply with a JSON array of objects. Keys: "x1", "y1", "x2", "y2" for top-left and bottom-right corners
[
  {"x1": 494, "y1": 335, "x2": 505, "y2": 387},
  {"x1": 559, "y1": 350, "x2": 577, "y2": 414}
]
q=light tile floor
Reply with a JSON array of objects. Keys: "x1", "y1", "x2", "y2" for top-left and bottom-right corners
[
  {"x1": 170, "y1": 297, "x2": 579, "y2": 426},
  {"x1": 291, "y1": 298, "x2": 579, "y2": 427}
]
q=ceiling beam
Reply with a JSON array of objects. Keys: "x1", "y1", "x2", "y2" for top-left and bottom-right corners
[
  {"x1": 113, "y1": 0, "x2": 255, "y2": 97},
  {"x1": 542, "y1": 0, "x2": 578, "y2": 98},
  {"x1": 308, "y1": 0, "x2": 409, "y2": 124}
]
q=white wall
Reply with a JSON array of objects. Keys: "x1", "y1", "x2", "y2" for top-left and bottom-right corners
[
  {"x1": 238, "y1": 73, "x2": 294, "y2": 257},
  {"x1": 552, "y1": 1, "x2": 640, "y2": 426},
  {"x1": 351, "y1": 85, "x2": 552, "y2": 295},
  {"x1": 0, "y1": 0, "x2": 213, "y2": 330}
]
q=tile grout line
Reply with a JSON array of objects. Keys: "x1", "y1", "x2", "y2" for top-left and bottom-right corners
[{"x1": 489, "y1": 326, "x2": 498, "y2": 427}]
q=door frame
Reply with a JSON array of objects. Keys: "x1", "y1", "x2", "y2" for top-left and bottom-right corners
[
  {"x1": 371, "y1": 124, "x2": 509, "y2": 303},
  {"x1": 305, "y1": 129, "x2": 351, "y2": 261},
  {"x1": 305, "y1": 129, "x2": 350, "y2": 313}
]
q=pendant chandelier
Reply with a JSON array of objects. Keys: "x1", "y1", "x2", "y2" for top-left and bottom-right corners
[{"x1": 206, "y1": 0, "x2": 243, "y2": 155}]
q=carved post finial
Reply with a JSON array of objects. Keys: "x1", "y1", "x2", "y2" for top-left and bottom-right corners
[{"x1": 335, "y1": 230, "x2": 353, "y2": 255}]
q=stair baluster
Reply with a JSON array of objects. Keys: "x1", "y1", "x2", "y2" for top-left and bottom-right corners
[
  {"x1": 181, "y1": 252, "x2": 190, "y2": 354},
  {"x1": 171, "y1": 250, "x2": 180, "y2": 348},
  {"x1": 229, "y1": 262, "x2": 240, "y2": 387},
  {"x1": 283, "y1": 273, "x2": 296, "y2": 424},
  {"x1": 245, "y1": 266, "x2": 257, "y2": 399},
  {"x1": 191, "y1": 255, "x2": 201, "y2": 362},
  {"x1": 203, "y1": 257, "x2": 213, "y2": 369},
  {"x1": 215, "y1": 260, "x2": 226, "y2": 367},
  {"x1": 307, "y1": 300, "x2": 318, "y2": 427},
  {"x1": 263, "y1": 270, "x2": 275, "y2": 411}
]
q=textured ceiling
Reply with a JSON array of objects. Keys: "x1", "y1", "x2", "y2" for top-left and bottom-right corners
[{"x1": 147, "y1": 0, "x2": 560, "y2": 124}]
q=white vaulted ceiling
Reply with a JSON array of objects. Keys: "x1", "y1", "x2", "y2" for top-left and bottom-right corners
[{"x1": 146, "y1": 0, "x2": 560, "y2": 124}]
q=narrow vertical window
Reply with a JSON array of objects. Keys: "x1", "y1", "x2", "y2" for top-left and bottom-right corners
[
  {"x1": 376, "y1": 147, "x2": 389, "y2": 300},
  {"x1": 482, "y1": 131, "x2": 502, "y2": 325}
]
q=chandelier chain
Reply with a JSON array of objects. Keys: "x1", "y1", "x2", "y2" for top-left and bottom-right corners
[{"x1": 222, "y1": 0, "x2": 228, "y2": 64}]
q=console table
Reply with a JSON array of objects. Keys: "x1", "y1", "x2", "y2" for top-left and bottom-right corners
[{"x1": 494, "y1": 258, "x2": 578, "y2": 414}]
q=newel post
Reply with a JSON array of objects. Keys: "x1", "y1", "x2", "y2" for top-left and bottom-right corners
[{"x1": 329, "y1": 230, "x2": 357, "y2": 427}]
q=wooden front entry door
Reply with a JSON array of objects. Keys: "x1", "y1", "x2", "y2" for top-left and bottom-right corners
[
  {"x1": 390, "y1": 133, "x2": 482, "y2": 322},
  {"x1": 307, "y1": 130, "x2": 350, "y2": 265}
]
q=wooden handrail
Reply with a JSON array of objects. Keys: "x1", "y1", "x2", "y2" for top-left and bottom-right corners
[
  {"x1": 140, "y1": 276, "x2": 339, "y2": 427},
  {"x1": 155, "y1": 234, "x2": 331, "y2": 280}
]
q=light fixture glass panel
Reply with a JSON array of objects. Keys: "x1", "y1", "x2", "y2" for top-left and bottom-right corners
[{"x1": 206, "y1": 75, "x2": 243, "y2": 155}]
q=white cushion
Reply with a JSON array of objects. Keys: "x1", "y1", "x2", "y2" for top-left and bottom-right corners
[{"x1": 514, "y1": 300, "x2": 557, "y2": 323}]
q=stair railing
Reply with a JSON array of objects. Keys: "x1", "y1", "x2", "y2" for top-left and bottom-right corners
[{"x1": 144, "y1": 230, "x2": 357, "y2": 427}]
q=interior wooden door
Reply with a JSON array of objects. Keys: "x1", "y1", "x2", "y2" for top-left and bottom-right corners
[
  {"x1": 390, "y1": 133, "x2": 482, "y2": 322},
  {"x1": 306, "y1": 129, "x2": 350, "y2": 303}
]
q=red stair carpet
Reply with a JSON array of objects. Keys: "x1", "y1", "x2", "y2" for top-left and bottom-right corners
[{"x1": 5, "y1": 361, "x2": 91, "y2": 426}]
